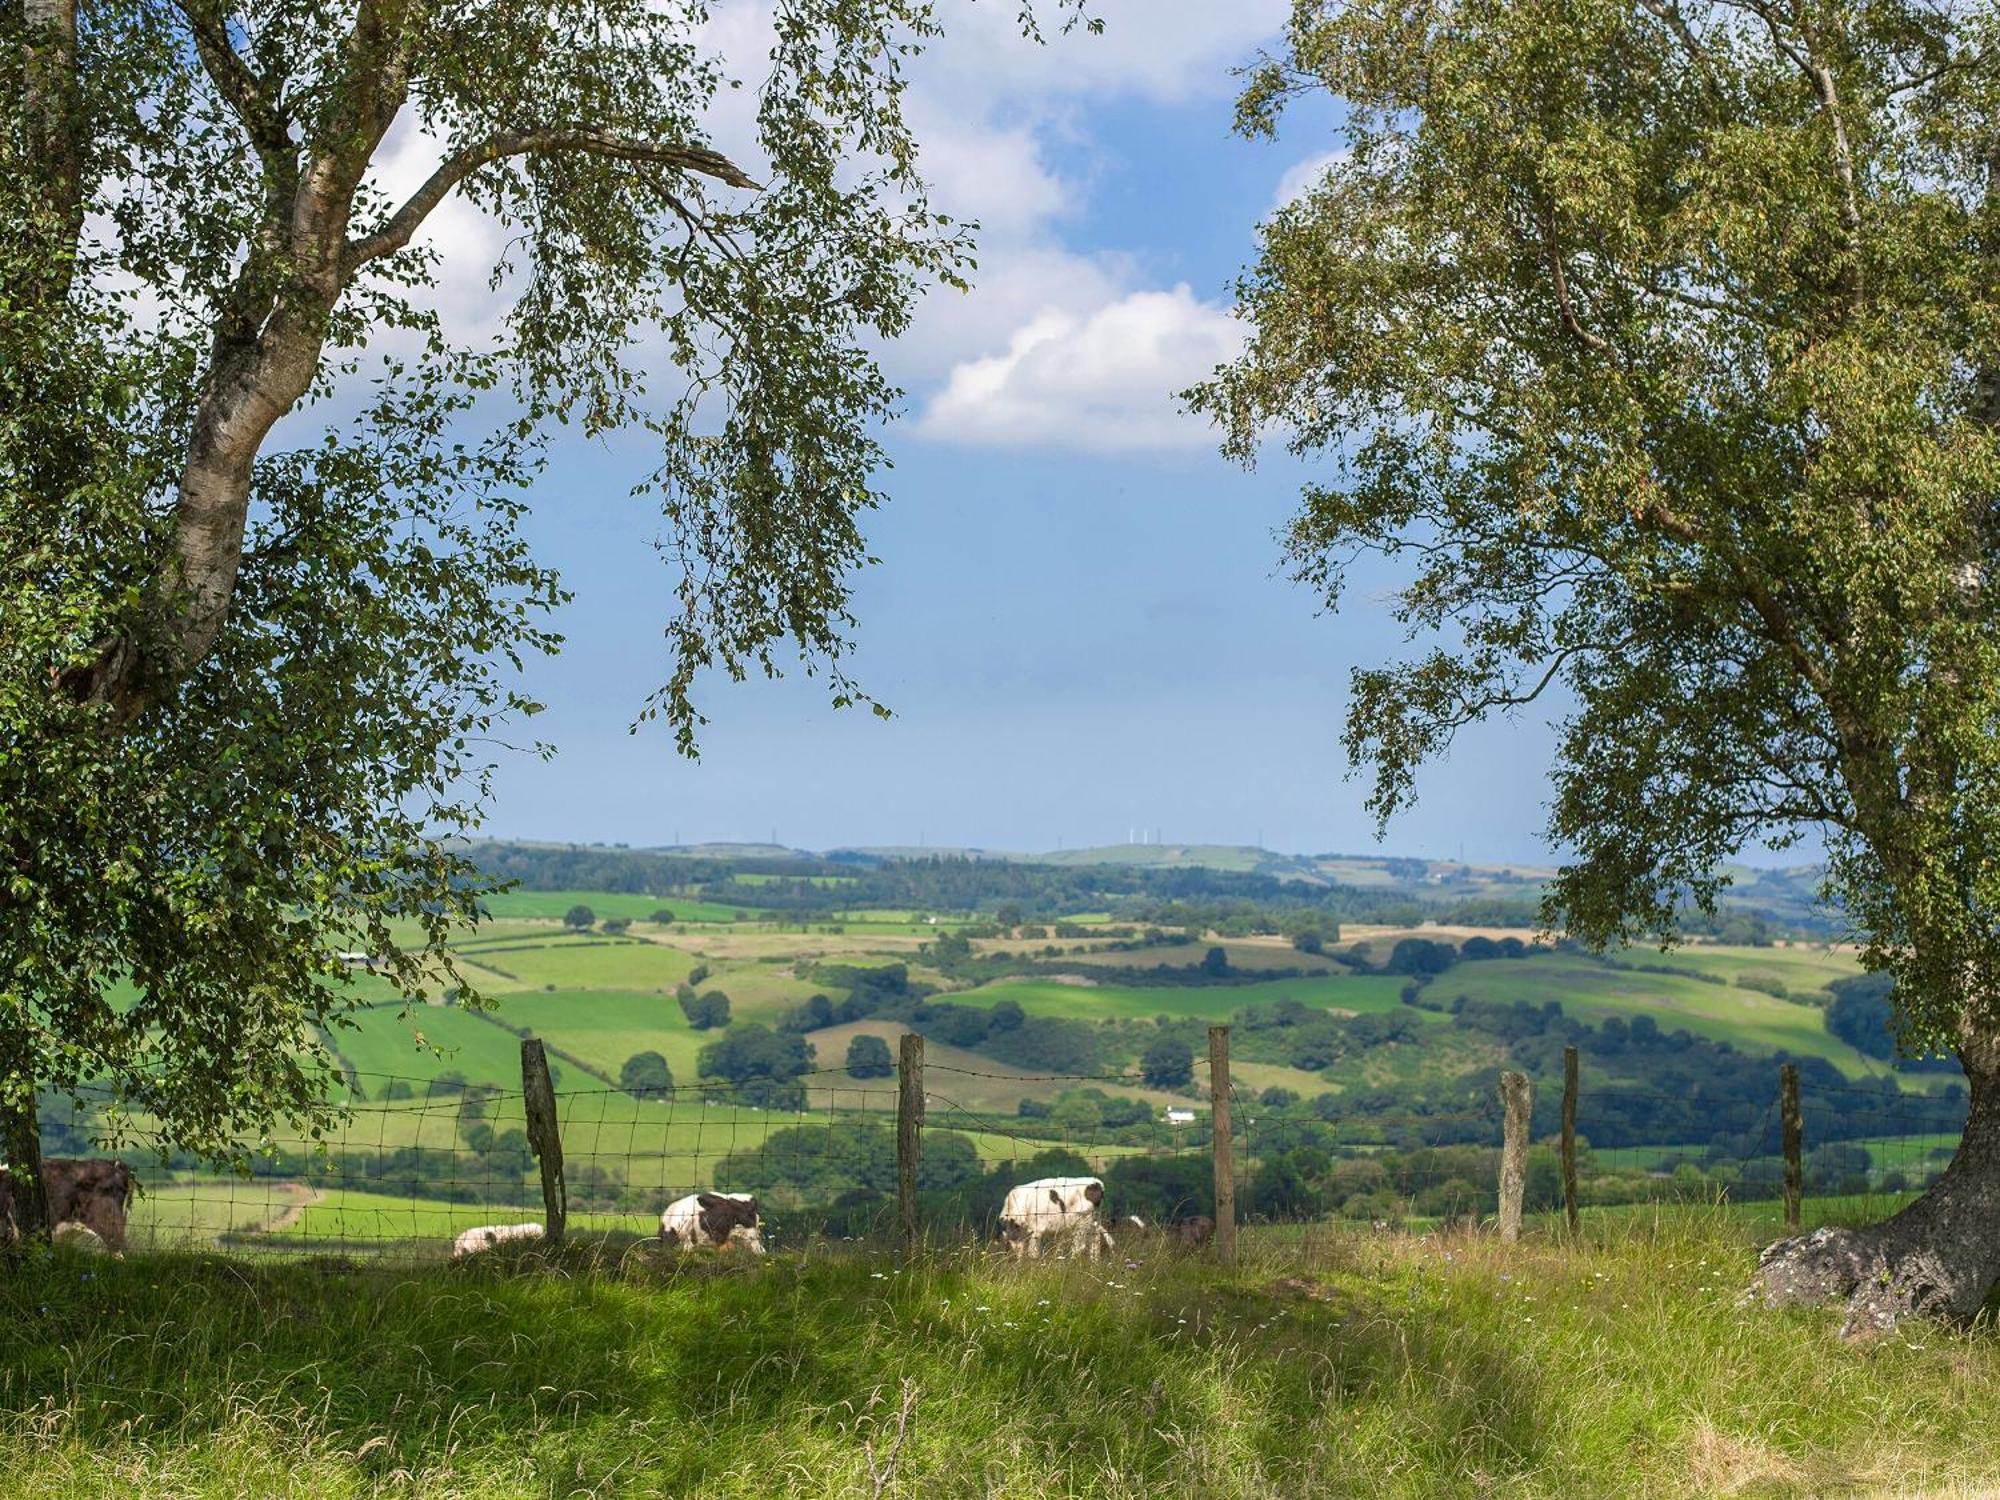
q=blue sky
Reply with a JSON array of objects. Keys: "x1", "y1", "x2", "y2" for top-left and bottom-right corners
[{"x1": 470, "y1": 3, "x2": 1564, "y2": 861}]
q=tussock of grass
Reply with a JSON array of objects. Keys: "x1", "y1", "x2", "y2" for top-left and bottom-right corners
[{"x1": 2, "y1": 1212, "x2": 1998, "y2": 1496}]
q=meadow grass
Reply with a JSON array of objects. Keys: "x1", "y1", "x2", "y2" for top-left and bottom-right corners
[
  {"x1": 489, "y1": 987, "x2": 707, "y2": 1080},
  {"x1": 6, "y1": 1211, "x2": 2000, "y2": 1496},
  {"x1": 953, "y1": 973, "x2": 1430, "y2": 1024},
  {"x1": 1618, "y1": 944, "x2": 1860, "y2": 998},
  {"x1": 480, "y1": 938, "x2": 697, "y2": 994},
  {"x1": 479, "y1": 890, "x2": 759, "y2": 923},
  {"x1": 329, "y1": 1003, "x2": 552, "y2": 1089},
  {"x1": 1445, "y1": 954, "x2": 1887, "y2": 1075}
]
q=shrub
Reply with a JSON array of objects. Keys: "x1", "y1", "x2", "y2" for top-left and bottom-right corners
[
  {"x1": 619, "y1": 1050, "x2": 673, "y2": 1098},
  {"x1": 846, "y1": 1034, "x2": 894, "y2": 1079}
]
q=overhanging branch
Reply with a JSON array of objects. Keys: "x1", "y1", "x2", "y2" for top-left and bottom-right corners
[{"x1": 343, "y1": 130, "x2": 761, "y2": 273}]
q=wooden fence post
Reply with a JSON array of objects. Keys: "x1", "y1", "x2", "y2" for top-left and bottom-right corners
[
  {"x1": 520, "y1": 1038, "x2": 566, "y2": 1245},
  {"x1": 1209, "y1": 1025, "x2": 1236, "y2": 1267},
  {"x1": 1780, "y1": 1062, "x2": 1803, "y2": 1232},
  {"x1": 1561, "y1": 1046, "x2": 1580, "y2": 1237},
  {"x1": 1498, "y1": 1070, "x2": 1531, "y2": 1243},
  {"x1": 897, "y1": 1031, "x2": 924, "y2": 1254}
]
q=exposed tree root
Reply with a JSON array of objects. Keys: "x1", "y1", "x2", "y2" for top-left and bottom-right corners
[{"x1": 1756, "y1": 1225, "x2": 1991, "y2": 1339}]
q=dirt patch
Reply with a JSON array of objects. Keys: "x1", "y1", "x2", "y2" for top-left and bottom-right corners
[{"x1": 260, "y1": 1183, "x2": 325, "y2": 1235}]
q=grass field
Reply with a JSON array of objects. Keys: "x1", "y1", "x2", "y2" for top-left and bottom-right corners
[
  {"x1": 329, "y1": 1002, "x2": 568, "y2": 1090},
  {"x1": 478, "y1": 890, "x2": 758, "y2": 923},
  {"x1": 9, "y1": 1208, "x2": 2000, "y2": 1496},
  {"x1": 490, "y1": 987, "x2": 707, "y2": 1081},
  {"x1": 1616, "y1": 944, "x2": 1860, "y2": 997},
  {"x1": 1442, "y1": 953, "x2": 1887, "y2": 1075},
  {"x1": 949, "y1": 973, "x2": 1435, "y2": 1024}
]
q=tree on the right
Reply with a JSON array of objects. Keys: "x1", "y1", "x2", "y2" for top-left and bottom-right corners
[{"x1": 1195, "y1": 0, "x2": 2000, "y2": 1333}]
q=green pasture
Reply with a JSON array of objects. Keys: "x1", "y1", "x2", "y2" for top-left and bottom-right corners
[
  {"x1": 478, "y1": 889, "x2": 756, "y2": 924},
  {"x1": 1442, "y1": 954, "x2": 1887, "y2": 1076},
  {"x1": 491, "y1": 988, "x2": 706, "y2": 1082},
  {"x1": 328, "y1": 1003, "x2": 568, "y2": 1092},
  {"x1": 949, "y1": 972, "x2": 1438, "y2": 1025},
  {"x1": 1603, "y1": 944, "x2": 1860, "y2": 998},
  {"x1": 1054, "y1": 940, "x2": 1343, "y2": 975},
  {"x1": 479, "y1": 935, "x2": 697, "y2": 993}
]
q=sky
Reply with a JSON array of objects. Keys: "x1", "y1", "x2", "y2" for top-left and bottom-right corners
[{"x1": 450, "y1": 2, "x2": 1567, "y2": 861}]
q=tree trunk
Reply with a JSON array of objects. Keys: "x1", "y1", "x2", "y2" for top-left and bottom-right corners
[
  {"x1": 0, "y1": 1046, "x2": 49, "y2": 1243},
  {"x1": 1756, "y1": 1057, "x2": 2000, "y2": 1336}
]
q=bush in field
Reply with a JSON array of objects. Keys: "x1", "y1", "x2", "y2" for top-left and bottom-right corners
[
  {"x1": 1141, "y1": 1036, "x2": 1194, "y2": 1088},
  {"x1": 1386, "y1": 937, "x2": 1456, "y2": 977},
  {"x1": 649, "y1": 908, "x2": 677, "y2": 924},
  {"x1": 698, "y1": 1022, "x2": 813, "y2": 1108},
  {"x1": 846, "y1": 1034, "x2": 893, "y2": 1079},
  {"x1": 679, "y1": 990, "x2": 731, "y2": 1029},
  {"x1": 620, "y1": 1051, "x2": 673, "y2": 1099},
  {"x1": 562, "y1": 904, "x2": 596, "y2": 930},
  {"x1": 778, "y1": 994, "x2": 835, "y2": 1034},
  {"x1": 601, "y1": 917, "x2": 631, "y2": 936}
]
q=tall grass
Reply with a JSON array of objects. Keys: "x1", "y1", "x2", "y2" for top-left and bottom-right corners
[{"x1": 1, "y1": 1213, "x2": 1996, "y2": 1496}]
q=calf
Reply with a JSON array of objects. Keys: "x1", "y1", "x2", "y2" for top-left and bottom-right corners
[
  {"x1": 0, "y1": 1159, "x2": 137, "y2": 1253},
  {"x1": 658, "y1": 1191, "x2": 765, "y2": 1254},
  {"x1": 996, "y1": 1176, "x2": 1115, "y2": 1261},
  {"x1": 450, "y1": 1221, "x2": 545, "y2": 1258}
]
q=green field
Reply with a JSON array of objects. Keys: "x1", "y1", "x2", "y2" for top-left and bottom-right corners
[
  {"x1": 492, "y1": 987, "x2": 707, "y2": 1081},
  {"x1": 480, "y1": 935, "x2": 697, "y2": 993},
  {"x1": 327, "y1": 1002, "x2": 554, "y2": 1090},
  {"x1": 477, "y1": 889, "x2": 758, "y2": 924},
  {"x1": 11, "y1": 1209, "x2": 2000, "y2": 1496},
  {"x1": 947, "y1": 972, "x2": 1433, "y2": 1024},
  {"x1": 1441, "y1": 954, "x2": 1888, "y2": 1075},
  {"x1": 1601, "y1": 944, "x2": 1860, "y2": 998}
]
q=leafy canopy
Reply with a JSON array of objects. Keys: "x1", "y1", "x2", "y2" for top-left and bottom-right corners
[
  {"x1": 1197, "y1": 0, "x2": 2000, "y2": 1059},
  {"x1": 0, "y1": 0, "x2": 1088, "y2": 1162}
]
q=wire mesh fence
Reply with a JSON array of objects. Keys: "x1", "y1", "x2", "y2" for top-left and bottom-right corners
[{"x1": 20, "y1": 1044, "x2": 1973, "y2": 1262}]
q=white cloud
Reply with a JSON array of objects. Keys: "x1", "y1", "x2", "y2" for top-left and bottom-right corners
[
  {"x1": 917, "y1": 284, "x2": 1241, "y2": 451},
  {"x1": 1272, "y1": 149, "x2": 1349, "y2": 210},
  {"x1": 922, "y1": 0, "x2": 1290, "y2": 106}
]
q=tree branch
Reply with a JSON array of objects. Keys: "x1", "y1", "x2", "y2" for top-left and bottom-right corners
[
  {"x1": 1541, "y1": 209, "x2": 1609, "y2": 352},
  {"x1": 170, "y1": 0, "x2": 296, "y2": 191},
  {"x1": 344, "y1": 131, "x2": 760, "y2": 273}
]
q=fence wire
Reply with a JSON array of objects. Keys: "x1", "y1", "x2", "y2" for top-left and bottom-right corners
[{"x1": 20, "y1": 1055, "x2": 1971, "y2": 1261}]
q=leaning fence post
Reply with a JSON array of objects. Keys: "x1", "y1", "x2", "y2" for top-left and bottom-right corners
[
  {"x1": 1561, "y1": 1046, "x2": 1580, "y2": 1237},
  {"x1": 520, "y1": 1038, "x2": 566, "y2": 1246},
  {"x1": 1498, "y1": 1070, "x2": 1531, "y2": 1243},
  {"x1": 1209, "y1": 1024, "x2": 1237, "y2": 1267},
  {"x1": 897, "y1": 1031, "x2": 924, "y2": 1254},
  {"x1": 1780, "y1": 1062, "x2": 1803, "y2": 1232}
]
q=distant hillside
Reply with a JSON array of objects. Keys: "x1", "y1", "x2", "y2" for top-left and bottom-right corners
[
  {"x1": 462, "y1": 838, "x2": 1838, "y2": 935},
  {"x1": 1032, "y1": 843, "x2": 1320, "y2": 878}
]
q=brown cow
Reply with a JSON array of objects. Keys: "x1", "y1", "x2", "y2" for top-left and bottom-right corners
[{"x1": 0, "y1": 1159, "x2": 138, "y2": 1253}]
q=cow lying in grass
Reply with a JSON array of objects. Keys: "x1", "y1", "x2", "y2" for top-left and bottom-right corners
[
  {"x1": 450, "y1": 1222, "x2": 545, "y2": 1258},
  {"x1": 997, "y1": 1176, "x2": 1115, "y2": 1260},
  {"x1": 0, "y1": 1159, "x2": 138, "y2": 1254},
  {"x1": 658, "y1": 1192, "x2": 765, "y2": 1254}
]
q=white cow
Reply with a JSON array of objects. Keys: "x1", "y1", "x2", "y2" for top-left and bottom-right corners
[
  {"x1": 996, "y1": 1176, "x2": 1115, "y2": 1260},
  {"x1": 450, "y1": 1221, "x2": 544, "y2": 1257},
  {"x1": 658, "y1": 1191, "x2": 766, "y2": 1254}
]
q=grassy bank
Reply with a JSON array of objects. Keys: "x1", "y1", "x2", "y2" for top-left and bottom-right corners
[{"x1": 4, "y1": 1212, "x2": 1999, "y2": 1497}]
